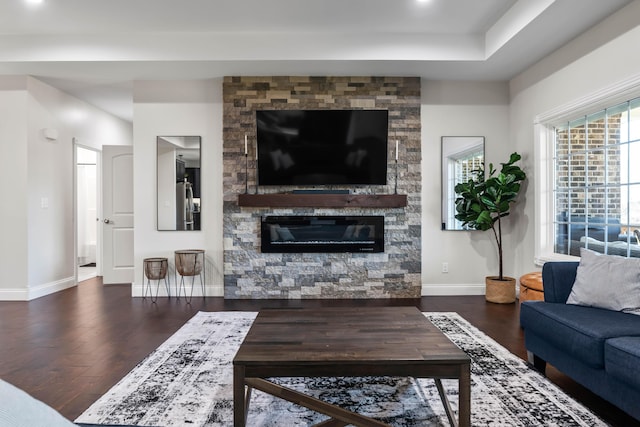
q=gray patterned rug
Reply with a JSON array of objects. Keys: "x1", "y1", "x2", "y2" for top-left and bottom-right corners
[{"x1": 75, "y1": 311, "x2": 606, "y2": 426}]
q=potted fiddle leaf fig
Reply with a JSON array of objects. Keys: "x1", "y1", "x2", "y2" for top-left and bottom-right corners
[{"x1": 454, "y1": 152, "x2": 526, "y2": 303}]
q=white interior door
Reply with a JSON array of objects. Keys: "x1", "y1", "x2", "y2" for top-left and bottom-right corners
[{"x1": 102, "y1": 145, "x2": 134, "y2": 284}]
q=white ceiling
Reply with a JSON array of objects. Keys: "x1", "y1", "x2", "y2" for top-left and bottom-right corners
[{"x1": 0, "y1": 0, "x2": 633, "y2": 122}]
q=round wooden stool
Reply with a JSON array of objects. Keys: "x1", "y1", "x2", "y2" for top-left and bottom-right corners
[{"x1": 519, "y1": 271, "x2": 544, "y2": 303}]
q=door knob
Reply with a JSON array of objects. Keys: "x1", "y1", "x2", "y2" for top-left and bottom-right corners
[{"x1": 104, "y1": 219, "x2": 112, "y2": 224}]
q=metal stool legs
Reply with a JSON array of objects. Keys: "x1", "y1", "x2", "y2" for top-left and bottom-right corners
[
  {"x1": 143, "y1": 257, "x2": 170, "y2": 302},
  {"x1": 174, "y1": 250, "x2": 205, "y2": 304}
]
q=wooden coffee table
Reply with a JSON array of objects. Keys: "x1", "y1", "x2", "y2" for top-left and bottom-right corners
[{"x1": 233, "y1": 307, "x2": 471, "y2": 426}]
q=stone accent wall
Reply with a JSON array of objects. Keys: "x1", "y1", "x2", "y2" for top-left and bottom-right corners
[{"x1": 222, "y1": 76, "x2": 421, "y2": 299}]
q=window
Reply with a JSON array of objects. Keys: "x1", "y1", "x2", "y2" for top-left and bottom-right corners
[{"x1": 553, "y1": 98, "x2": 640, "y2": 258}]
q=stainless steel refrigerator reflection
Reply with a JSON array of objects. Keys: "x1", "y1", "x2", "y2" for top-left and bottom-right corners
[{"x1": 176, "y1": 180, "x2": 194, "y2": 230}]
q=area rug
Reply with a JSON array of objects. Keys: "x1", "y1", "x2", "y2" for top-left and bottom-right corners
[{"x1": 75, "y1": 311, "x2": 606, "y2": 426}]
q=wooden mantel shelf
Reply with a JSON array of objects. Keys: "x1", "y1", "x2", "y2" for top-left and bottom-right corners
[{"x1": 238, "y1": 193, "x2": 407, "y2": 208}]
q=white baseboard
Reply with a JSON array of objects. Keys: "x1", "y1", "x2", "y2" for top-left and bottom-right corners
[
  {"x1": 0, "y1": 288, "x2": 30, "y2": 300},
  {"x1": 131, "y1": 283, "x2": 485, "y2": 298},
  {"x1": 130, "y1": 282, "x2": 224, "y2": 298},
  {"x1": 422, "y1": 283, "x2": 486, "y2": 296},
  {"x1": 0, "y1": 276, "x2": 77, "y2": 301},
  {"x1": 0, "y1": 281, "x2": 486, "y2": 300},
  {"x1": 30, "y1": 276, "x2": 77, "y2": 300},
  {"x1": 78, "y1": 271, "x2": 97, "y2": 282}
]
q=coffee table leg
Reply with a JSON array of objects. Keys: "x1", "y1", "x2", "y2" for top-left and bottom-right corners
[
  {"x1": 233, "y1": 365, "x2": 246, "y2": 427},
  {"x1": 459, "y1": 364, "x2": 471, "y2": 427}
]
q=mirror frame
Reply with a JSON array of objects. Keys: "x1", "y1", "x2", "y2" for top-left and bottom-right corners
[
  {"x1": 441, "y1": 136, "x2": 485, "y2": 231},
  {"x1": 157, "y1": 136, "x2": 202, "y2": 231}
]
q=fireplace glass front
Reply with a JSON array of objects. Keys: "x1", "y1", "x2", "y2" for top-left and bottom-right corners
[{"x1": 261, "y1": 216, "x2": 384, "y2": 253}]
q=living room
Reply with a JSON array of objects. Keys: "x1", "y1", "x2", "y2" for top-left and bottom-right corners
[{"x1": 2, "y1": 0, "x2": 640, "y2": 426}]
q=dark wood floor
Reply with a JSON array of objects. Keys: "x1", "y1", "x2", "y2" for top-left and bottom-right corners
[{"x1": 0, "y1": 277, "x2": 637, "y2": 426}]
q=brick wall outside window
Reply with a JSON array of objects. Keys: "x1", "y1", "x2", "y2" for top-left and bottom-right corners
[{"x1": 553, "y1": 102, "x2": 640, "y2": 258}]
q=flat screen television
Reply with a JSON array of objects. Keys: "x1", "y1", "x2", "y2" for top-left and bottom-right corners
[{"x1": 256, "y1": 109, "x2": 388, "y2": 186}]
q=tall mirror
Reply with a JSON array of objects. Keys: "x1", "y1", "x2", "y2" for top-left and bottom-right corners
[
  {"x1": 157, "y1": 136, "x2": 201, "y2": 231},
  {"x1": 441, "y1": 136, "x2": 484, "y2": 231}
]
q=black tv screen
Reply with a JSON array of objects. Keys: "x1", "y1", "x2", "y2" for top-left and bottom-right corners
[{"x1": 256, "y1": 110, "x2": 388, "y2": 186}]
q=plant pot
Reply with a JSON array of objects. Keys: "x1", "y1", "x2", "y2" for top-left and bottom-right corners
[
  {"x1": 175, "y1": 250, "x2": 205, "y2": 276},
  {"x1": 485, "y1": 276, "x2": 516, "y2": 304}
]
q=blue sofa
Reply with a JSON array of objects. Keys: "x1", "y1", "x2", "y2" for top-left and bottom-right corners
[{"x1": 520, "y1": 261, "x2": 640, "y2": 420}]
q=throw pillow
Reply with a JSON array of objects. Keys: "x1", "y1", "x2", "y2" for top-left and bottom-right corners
[
  {"x1": 269, "y1": 224, "x2": 281, "y2": 241},
  {"x1": 566, "y1": 248, "x2": 640, "y2": 315},
  {"x1": 341, "y1": 225, "x2": 356, "y2": 240},
  {"x1": 0, "y1": 378, "x2": 76, "y2": 426},
  {"x1": 277, "y1": 227, "x2": 296, "y2": 242}
]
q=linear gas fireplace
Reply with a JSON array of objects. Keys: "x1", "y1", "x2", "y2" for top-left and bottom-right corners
[{"x1": 261, "y1": 215, "x2": 384, "y2": 253}]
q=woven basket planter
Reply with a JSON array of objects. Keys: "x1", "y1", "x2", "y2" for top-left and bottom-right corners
[
  {"x1": 485, "y1": 276, "x2": 516, "y2": 304},
  {"x1": 175, "y1": 250, "x2": 205, "y2": 276},
  {"x1": 144, "y1": 258, "x2": 168, "y2": 280}
]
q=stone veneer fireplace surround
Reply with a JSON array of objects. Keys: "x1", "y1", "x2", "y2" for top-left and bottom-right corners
[{"x1": 223, "y1": 76, "x2": 422, "y2": 299}]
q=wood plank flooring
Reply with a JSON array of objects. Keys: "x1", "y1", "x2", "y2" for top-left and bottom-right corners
[{"x1": 0, "y1": 277, "x2": 637, "y2": 426}]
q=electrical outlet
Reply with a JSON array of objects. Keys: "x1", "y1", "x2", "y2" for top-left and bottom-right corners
[{"x1": 442, "y1": 262, "x2": 449, "y2": 273}]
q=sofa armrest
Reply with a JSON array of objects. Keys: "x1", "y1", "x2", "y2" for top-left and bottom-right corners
[{"x1": 541, "y1": 261, "x2": 579, "y2": 303}]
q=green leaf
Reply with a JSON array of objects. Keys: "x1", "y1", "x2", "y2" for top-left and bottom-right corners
[{"x1": 453, "y1": 151, "x2": 526, "y2": 276}]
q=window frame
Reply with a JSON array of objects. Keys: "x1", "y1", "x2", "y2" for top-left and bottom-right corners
[{"x1": 534, "y1": 74, "x2": 640, "y2": 265}]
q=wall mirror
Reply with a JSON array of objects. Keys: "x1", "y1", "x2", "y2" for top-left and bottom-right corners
[
  {"x1": 157, "y1": 136, "x2": 201, "y2": 231},
  {"x1": 441, "y1": 136, "x2": 484, "y2": 231}
]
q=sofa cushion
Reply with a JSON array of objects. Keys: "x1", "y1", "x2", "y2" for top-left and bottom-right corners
[
  {"x1": 605, "y1": 337, "x2": 640, "y2": 390},
  {"x1": 580, "y1": 236, "x2": 640, "y2": 258},
  {"x1": 520, "y1": 301, "x2": 640, "y2": 368},
  {"x1": 566, "y1": 248, "x2": 640, "y2": 315}
]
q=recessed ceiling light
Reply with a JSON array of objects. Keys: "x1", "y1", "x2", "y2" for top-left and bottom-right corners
[{"x1": 25, "y1": 0, "x2": 44, "y2": 4}]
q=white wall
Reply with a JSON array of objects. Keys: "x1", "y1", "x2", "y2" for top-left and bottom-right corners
[
  {"x1": 421, "y1": 81, "x2": 512, "y2": 295},
  {"x1": 418, "y1": 1, "x2": 640, "y2": 296},
  {"x1": 508, "y1": 1, "x2": 640, "y2": 280},
  {"x1": 0, "y1": 76, "x2": 132, "y2": 300},
  {"x1": 0, "y1": 77, "x2": 29, "y2": 299},
  {"x1": 132, "y1": 79, "x2": 223, "y2": 297}
]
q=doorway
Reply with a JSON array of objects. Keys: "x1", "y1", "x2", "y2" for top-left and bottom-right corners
[{"x1": 75, "y1": 143, "x2": 100, "y2": 282}]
